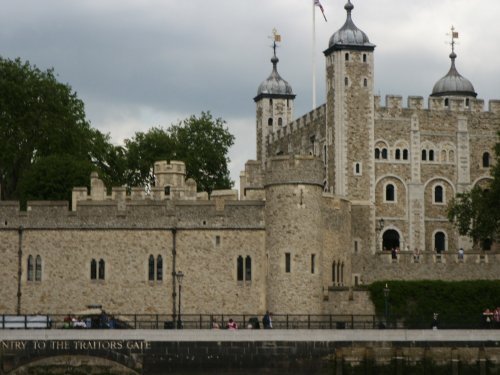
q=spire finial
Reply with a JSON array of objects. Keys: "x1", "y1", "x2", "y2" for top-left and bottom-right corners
[
  {"x1": 268, "y1": 28, "x2": 281, "y2": 67},
  {"x1": 448, "y1": 25, "x2": 459, "y2": 60},
  {"x1": 345, "y1": 0, "x2": 354, "y2": 14}
]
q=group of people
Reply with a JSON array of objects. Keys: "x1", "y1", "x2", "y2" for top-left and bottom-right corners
[
  {"x1": 211, "y1": 311, "x2": 274, "y2": 330},
  {"x1": 385, "y1": 246, "x2": 467, "y2": 261},
  {"x1": 483, "y1": 307, "x2": 500, "y2": 328},
  {"x1": 63, "y1": 312, "x2": 117, "y2": 329}
]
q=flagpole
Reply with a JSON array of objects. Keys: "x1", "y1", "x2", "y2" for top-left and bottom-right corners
[{"x1": 312, "y1": 0, "x2": 316, "y2": 110}]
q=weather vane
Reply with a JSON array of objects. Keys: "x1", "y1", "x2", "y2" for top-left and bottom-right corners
[
  {"x1": 447, "y1": 25, "x2": 459, "y2": 53},
  {"x1": 268, "y1": 28, "x2": 281, "y2": 56}
]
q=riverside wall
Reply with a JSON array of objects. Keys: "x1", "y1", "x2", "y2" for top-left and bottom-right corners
[{"x1": 1, "y1": 330, "x2": 500, "y2": 374}]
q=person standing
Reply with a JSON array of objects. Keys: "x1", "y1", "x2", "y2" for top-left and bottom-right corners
[{"x1": 262, "y1": 311, "x2": 273, "y2": 329}]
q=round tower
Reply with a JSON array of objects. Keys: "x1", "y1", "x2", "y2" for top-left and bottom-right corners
[
  {"x1": 254, "y1": 32, "x2": 295, "y2": 168},
  {"x1": 264, "y1": 155, "x2": 324, "y2": 314}
]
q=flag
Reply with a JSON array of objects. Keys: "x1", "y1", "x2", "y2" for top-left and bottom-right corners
[
  {"x1": 452, "y1": 31, "x2": 459, "y2": 38},
  {"x1": 314, "y1": 0, "x2": 327, "y2": 22}
]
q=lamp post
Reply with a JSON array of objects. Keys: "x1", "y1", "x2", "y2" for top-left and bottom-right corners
[
  {"x1": 176, "y1": 271, "x2": 184, "y2": 329},
  {"x1": 376, "y1": 218, "x2": 385, "y2": 252},
  {"x1": 383, "y1": 283, "x2": 390, "y2": 328}
]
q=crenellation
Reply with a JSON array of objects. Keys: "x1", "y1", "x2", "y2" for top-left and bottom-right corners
[
  {"x1": 408, "y1": 96, "x2": 424, "y2": 110},
  {"x1": 386, "y1": 95, "x2": 403, "y2": 110},
  {"x1": 488, "y1": 100, "x2": 500, "y2": 114}
]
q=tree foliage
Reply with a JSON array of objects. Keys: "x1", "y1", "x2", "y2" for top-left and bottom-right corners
[
  {"x1": 447, "y1": 138, "x2": 500, "y2": 247},
  {"x1": 0, "y1": 57, "x2": 113, "y2": 201},
  {"x1": 124, "y1": 111, "x2": 235, "y2": 193},
  {"x1": 0, "y1": 57, "x2": 235, "y2": 205},
  {"x1": 369, "y1": 280, "x2": 500, "y2": 328}
]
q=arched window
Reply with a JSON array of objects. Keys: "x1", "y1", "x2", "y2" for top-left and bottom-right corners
[
  {"x1": 148, "y1": 255, "x2": 155, "y2": 281},
  {"x1": 157, "y1": 255, "x2": 163, "y2": 281},
  {"x1": 363, "y1": 78, "x2": 368, "y2": 87},
  {"x1": 444, "y1": 98, "x2": 449, "y2": 107},
  {"x1": 354, "y1": 162, "x2": 361, "y2": 175},
  {"x1": 385, "y1": 184, "x2": 395, "y2": 202},
  {"x1": 345, "y1": 53, "x2": 349, "y2": 61},
  {"x1": 340, "y1": 263, "x2": 344, "y2": 285},
  {"x1": 237, "y1": 256, "x2": 244, "y2": 281},
  {"x1": 434, "y1": 232, "x2": 446, "y2": 252},
  {"x1": 449, "y1": 150, "x2": 455, "y2": 162},
  {"x1": 422, "y1": 150, "x2": 427, "y2": 161},
  {"x1": 441, "y1": 150, "x2": 447, "y2": 162},
  {"x1": 27, "y1": 255, "x2": 34, "y2": 281},
  {"x1": 267, "y1": 118, "x2": 273, "y2": 126},
  {"x1": 403, "y1": 149, "x2": 409, "y2": 160},
  {"x1": 278, "y1": 117, "x2": 283, "y2": 126},
  {"x1": 483, "y1": 152, "x2": 490, "y2": 168},
  {"x1": 332, "y1": 261, "x2": 336, "y2": 284},
  {"x1": 90, "y1": 259, "x2": 97, "y2": 280},
  {"x1": 381, "y1": 148, "x2": 388, "y2": 159},
  {"x1": 375, "y1": 148, "x2": 380, "y2": 159},
  {"x1": 434, "y1": 185, "x2": 444, "y2": 203},
  {"x1": 98, "y1": 259, "x2": 105, "y2": 280},
  {"x1": 245, "y1": 256, "x2": 252, "y2": 281},
  {"x1": 395, "y1": 149, "x2": 401, "y2": 160},
  {"x1": 429, "y1": 150, "x2": 434, "y2": 161},
  {"x1": 35, "y1": 255, "x2": 42, "y2": 281},
  {"x1": 336, "y1": 262, "x2": 341, "y2": 284}
]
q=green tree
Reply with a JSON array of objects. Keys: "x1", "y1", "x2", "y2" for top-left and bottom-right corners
[
  {"x1": 124, "y1": 112, "x2": 234, "y2": 193},
  {"x1": 448, "y1": 139, "x2": 500, "y2": 248},
  {"x1": 0, "y1": 57, "x2": 115, "y2": 202}
]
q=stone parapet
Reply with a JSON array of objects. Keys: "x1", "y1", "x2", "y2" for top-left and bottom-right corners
[{"x1": 265, "y1": 155, "x2": 324, "y2": 187}]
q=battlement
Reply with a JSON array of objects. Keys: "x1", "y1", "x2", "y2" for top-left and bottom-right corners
[
  {"x1": 374, "y1": 95, "x2": 500, "y2": 113},
  {"x1": 269, "y1": 104, "x2": 326, "y2": 143},
  {"x1": 265, "y1": 155, "x2": 324, "y2": 187},
  {"x1": 239, "y1": 160, "x2": 265, "y2": 200}
]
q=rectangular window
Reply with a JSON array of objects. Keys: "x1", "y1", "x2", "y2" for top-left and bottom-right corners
[
  {"x1": 285, "y1": 253, "x2": 291, "y2": 273},
  {"x1": 311, "y1": 254, "x2": 316, "y2": 274},
  {"x1": 215, "y1": 235, "x2": 221, "y2": 246},
  {"x1": 237, "y1": 256, "x2": 244, "y2": 281},
  {"x1": 354, "y1": 241, "x2": 359, "y2": 253}
]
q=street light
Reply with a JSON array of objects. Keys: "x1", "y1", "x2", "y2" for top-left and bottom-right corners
[
  {"x1": 176, "y1": 271, "x2": 184, "y2": 329},
  {"x1": 376, "y1": 218, "x2": 385, "y2": 252},
  {"x1": 383, "y1": 283, "x2": 390, "y2": 328}
]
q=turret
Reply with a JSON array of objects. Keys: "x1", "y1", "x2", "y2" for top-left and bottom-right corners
[{"x1": 254, "y1": 30, "x2": 295, "y2": 168}]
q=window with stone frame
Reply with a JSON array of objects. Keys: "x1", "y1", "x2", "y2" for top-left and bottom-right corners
[
  {"x1": 385, "y1": 183, "x2": 396, "y2": 202},
  {"x1": 402, "y1": 149, "x2": 409, "y2": 160},
  {"x1": 483, "y1": 152, "x2": 491, "y2": 168},
  {"x1": 98, "y1": 259, "x2": 105, "y2": 280},
  {"x1": 148, "y1": 255, "x2": 155, "y2": 281},
  {"x1": 27, "y1": 255, "x2": 34, "y2": 281},
  {"x1": 90, "y1": 259, "x2": 97, "y2": 280},
  {"x1": 285, "y1": 253, "x2": 291, "y2": 273},
  {"x1": 375, "y1": 148, "x2": 380, "y2": 159},
  {"x1": 35, "y1": 255, "x2": 42, "y2": 281},
  {"x1": 433, "y1": 184, "x2": 444, "y2": 204}
]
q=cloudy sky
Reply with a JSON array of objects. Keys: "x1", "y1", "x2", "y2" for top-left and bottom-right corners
[{"x1": 1, "y1": 0, "x2": 499, "y2": 188}]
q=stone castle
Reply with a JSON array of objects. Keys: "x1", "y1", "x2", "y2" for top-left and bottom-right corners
[{"x1": 0, "y1": 0, "x2": 498, "y2": 317}]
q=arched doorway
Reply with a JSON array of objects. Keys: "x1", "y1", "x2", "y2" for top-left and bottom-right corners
[
  {"x1": 434, "y1": 231, "x2": 446, "y2": 252},
  {"x1": 382, "y1": 229, "x2": 400, "y2": 251}
]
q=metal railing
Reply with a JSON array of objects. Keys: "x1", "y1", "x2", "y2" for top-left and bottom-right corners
[{"x1": 1, "y1": 313, "x2": 496, "y2": 330}]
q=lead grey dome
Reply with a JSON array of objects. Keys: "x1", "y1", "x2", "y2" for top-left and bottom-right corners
[
  {"x1": 328, "y1": 0, "x2": 374, "y2": 49},
  {"x1": 431, "y1": 52, "x2": 477, "y2": 97},
  {"x1": 254, "y1": 55, "x2": 295, "y2": 101}
]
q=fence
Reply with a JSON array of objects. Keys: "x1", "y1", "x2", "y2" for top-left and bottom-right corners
[{"x1": 1, "y1": 313, "x2": 495, "y2": 330}]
